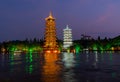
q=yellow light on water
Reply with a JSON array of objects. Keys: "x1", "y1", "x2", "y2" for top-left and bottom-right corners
[{"x1": 45, "y1": 50, "x2": 60, "y2": 53}]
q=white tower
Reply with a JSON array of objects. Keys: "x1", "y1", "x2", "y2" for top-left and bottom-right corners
[{"x1": 63, "y1": 25, "x2": 73, "y2": 49}]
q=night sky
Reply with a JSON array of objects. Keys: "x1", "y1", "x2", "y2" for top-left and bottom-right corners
[{"x1": 0, "y1": 0, "x2": 120, "y2": 42}]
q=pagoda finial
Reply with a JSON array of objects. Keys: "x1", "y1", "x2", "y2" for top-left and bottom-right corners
[
  {"x1": 66, "y1": 25, "x2": 69, "y2": 29},
  {"x1": 67, "y1": 25, "x2": 68, "y2": 27},
  {"x1": 48, "y1": 11, "x2": 54, "y2": 19},
  {"x1": 45, "y1": 11, "x2": 55, "y2": 20},
  {"x1": 49, "y1": 11, "x2": 52, "y2": 17}
]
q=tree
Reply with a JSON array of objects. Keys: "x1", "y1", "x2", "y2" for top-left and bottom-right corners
[{"x1": 97, "y1": 36, "x2": 101, "y2": 41}]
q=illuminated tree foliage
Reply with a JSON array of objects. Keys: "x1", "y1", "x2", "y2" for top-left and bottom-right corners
[
  {"x1": 0, "y1": 39, "x2": 44, "y2": 53},
  {"x1": 0, "y1": 35, "x2": 120, "y2": 53}
]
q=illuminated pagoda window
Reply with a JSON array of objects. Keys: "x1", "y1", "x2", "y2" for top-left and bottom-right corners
[
  {"x1": 43, "y1": 12, "x2": 58, "y2": 52},
  {"x1": 63, "y1": 25, "x2": 73, "y2": 49}
]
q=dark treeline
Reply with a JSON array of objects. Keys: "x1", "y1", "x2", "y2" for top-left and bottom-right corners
[
  {"x1": 0, "y1": 38, "x2": 44, "y2": 53},
  {"x1": 0, "y1": 38, "x2": 63, "y2": 53},
  {"x1": 72, "y1": 35, "x2": 120, "y2": 52},
  {"x1": 0, "y1": 35, "x2": 120, "y2": 53}
]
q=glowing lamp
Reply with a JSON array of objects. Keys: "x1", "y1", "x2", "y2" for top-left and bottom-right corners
[
  {"x1": 53, "y1": 50, "x2": 58, "y2": 53},
  {"x1": 46, "y1": 50, "x2": 51, "y2": 53}
]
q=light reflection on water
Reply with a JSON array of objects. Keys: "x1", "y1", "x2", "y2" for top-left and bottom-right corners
[
  {"x1": 62, "y1": 52, "x2": 77, "y2": 82},
  {"x1": 0, "y1": 52, "x2": 120, "y2": 82},
  {"x1": 41, "y1": 53, "x2": 62, "y2": 82}
]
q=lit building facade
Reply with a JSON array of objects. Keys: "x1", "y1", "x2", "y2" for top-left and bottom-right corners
[
  {"x1": 43, "y1": 12, "x2": 58, "y2": 52},
  {"x1": 63, "y1": 25, "x2": 73, "y2": 49}
]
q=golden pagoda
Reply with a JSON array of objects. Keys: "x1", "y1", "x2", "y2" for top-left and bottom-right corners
[{"x1": 43, "y1": 12, "x2": 59, "y2": 53}]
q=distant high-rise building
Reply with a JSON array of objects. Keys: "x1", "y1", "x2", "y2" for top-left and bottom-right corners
[
  {"x1": 43, "y1": 12, "x2": 58, "y2": 52},
  {"x1": 63, "y1": 25, "x2": 73, "y2": 49}
]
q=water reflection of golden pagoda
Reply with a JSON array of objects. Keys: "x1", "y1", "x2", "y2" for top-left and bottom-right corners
[
  {"x1": 43, "y1": 12, "x2": 59, "y2": 53},
  {"x1": 41, "y1": 53, "x2": 62, "y2": 82}
]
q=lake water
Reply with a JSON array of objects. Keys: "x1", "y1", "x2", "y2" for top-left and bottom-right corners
[{"x1": 0, "y1": 51, "x2": 120, "y2": 82}]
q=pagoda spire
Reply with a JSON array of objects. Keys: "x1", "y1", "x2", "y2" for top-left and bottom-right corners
[
  {"x1": 45, "y1": 11, "x2": 55, "y2": 20},
  {"x1": 49, "y1": 11, "x2": 52, "y2": 17},
  {"x1": 66, "y1": 25, "x2": 69, "y2": 29}
]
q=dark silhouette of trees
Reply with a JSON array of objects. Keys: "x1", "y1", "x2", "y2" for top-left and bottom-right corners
[{"x1": 0, "y1": 35, "x2": 120, "y2": 53}]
